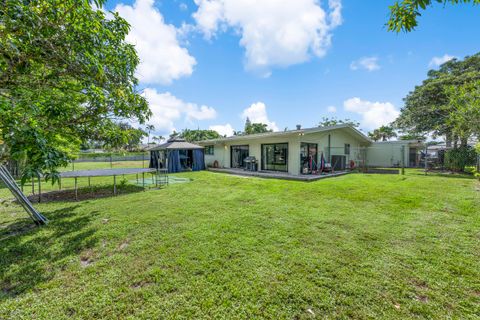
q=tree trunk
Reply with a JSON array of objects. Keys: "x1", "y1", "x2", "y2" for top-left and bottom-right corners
[
  {"x1": 445, "y1": 132, "x2": 452, "y2": 148},
  {"x1": 460, "y1": 137, "x2": 468, "y2": 148}
]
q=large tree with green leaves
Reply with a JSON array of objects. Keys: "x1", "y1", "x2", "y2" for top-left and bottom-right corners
[
  {"x1": 178, "y1": 129, "x2": 222, "y2": 142},
  {"x1": 446, "y1": 80, "x2": 480, "y2": 140},
  {"x1": 398, "y1": 133, "x2": 426, "y2": 141},
  {"x1": 393, "y1": 53, "x2": 480, "y2": 147},
  {"x1": 318, "y1": 117, "x2": 360, "y2": 128},
  {"x1": 0, "y1": 0, "x2": 150, "y2": 183},
  {"x1": 244, "y1": 122, "x2": 271, "y2": 135},
  {"x1": 239, "y1": 117, "x2": 271, "y2": 135},
  {"x1": 388, "y1": 0, "x2": 480, "y2": 32}
]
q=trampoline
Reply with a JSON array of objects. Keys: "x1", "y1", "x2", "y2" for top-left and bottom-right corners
[
  {"x1": 130, "y1": 176, "x2": 191, "y2": 186},
  {"x1": 59, "y1": 168, "x2": 164, "y2": 200}
]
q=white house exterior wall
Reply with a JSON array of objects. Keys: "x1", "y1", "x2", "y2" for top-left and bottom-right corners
[{"x1": 203, "y1": 127, "x2": 368, "y2": 175}]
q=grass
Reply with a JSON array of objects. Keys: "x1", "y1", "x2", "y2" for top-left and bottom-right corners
[{"x1": 0, "y1": 168, "x2": 479, "y2": 319}]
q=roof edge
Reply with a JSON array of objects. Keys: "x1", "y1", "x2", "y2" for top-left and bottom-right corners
[{"x1": 198, "y1": 124, "x2": 372, "y2": 144}]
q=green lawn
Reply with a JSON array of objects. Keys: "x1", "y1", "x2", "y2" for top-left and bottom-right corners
[{"x1": 0, "y1": 169, "x2": 479, "y2": 319}]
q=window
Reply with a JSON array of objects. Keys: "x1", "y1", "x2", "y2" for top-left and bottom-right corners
[
  {"x1": 205, "y1": 145, "x2": 214, "y2": 155},
  {"x1": 344, "y1": 143, "x2": 350, "y2": 155}
]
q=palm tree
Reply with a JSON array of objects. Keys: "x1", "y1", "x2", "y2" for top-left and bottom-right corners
[
  {"x1": 152, "y1": 135, "x2": 165, "y2": 144},
  {"x1": 368, "y1": 129, "x2": 381, "y2": 142},
  {"x1": 378, "y1": 125, "x2": 397, "y2": 141},
  {"x1": 145, "y1": 124, "x2": 155, "y2": 144},
  {"x1": 369, "y1": 125, "x2": 397, "y2": 142}
]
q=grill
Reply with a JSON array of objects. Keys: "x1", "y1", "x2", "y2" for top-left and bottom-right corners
[{"x1": 244, "y1": 156, "x2": 258, "y2": 171}]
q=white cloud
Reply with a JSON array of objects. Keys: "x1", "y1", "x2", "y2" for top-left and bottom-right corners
[
  {"x1": 193, "y1": 0, "x2": 342, "y2": 72},
  {"x1": 143, "y1": 88, "x2": 216, "y2": 133},
  {"x1": 179, "y1": 2, "x2": 188, "y2": 11},
  {"x1": 209, "y1": 124, "x2": 235, "y2": 137},
  {"x1": 241, "y1": 102, "x2": 279, "y2": 131},
  {"x1": 343, "y1": 97, "x2": 399, "y2": 130},
  {"x1": 115, "y1": 0, "x2": 196, "y2": 85},
  {"x1": 350, "y1": 56, "x2": 380, "y2": 71},
  {"x1": 429, "y1": 54, "x2": 456, "y2": 67},
  {"x1": 327, "y1": 105, "x2": 337, "y2": 113},
  {"x1": 185, "y1": 104, "x2": 217, "y2": 121}
]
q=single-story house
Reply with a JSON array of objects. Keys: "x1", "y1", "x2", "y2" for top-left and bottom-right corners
[
  {"x1": 197, "y1": 125, "x2": 425, "y2": 176},
  {"x1": 149, "y1": 138, "x2": 205, "y2": 173}
]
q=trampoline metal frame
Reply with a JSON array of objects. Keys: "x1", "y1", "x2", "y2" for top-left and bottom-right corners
[{"x1": 59, "y1": 168, "x2": 159, "y2": 201}]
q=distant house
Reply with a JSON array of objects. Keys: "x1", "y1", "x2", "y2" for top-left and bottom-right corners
[{"x1": 197, "y1": 125, "x2": 424, "y2": 176}]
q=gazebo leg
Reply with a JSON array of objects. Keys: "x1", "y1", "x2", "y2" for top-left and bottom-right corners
[{"x1": 113, "y1": 175, "x2": 117, "y2": 196}]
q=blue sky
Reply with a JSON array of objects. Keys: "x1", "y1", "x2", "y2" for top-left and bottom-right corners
[{"x1": 104, "y1": 0, "x2": 480, "y2": 137}]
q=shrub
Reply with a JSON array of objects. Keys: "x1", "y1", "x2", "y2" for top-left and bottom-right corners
[
  {"x1": 475, "y1": 170, "x2": 480, "y2": 181},
  {"x1": 444, "y1": 146, "x2": 477, "y2": 172}
]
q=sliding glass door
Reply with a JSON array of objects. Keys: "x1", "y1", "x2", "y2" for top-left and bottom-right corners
[
  {"x1": 261, "y1": 143, "x2": 288, "y2": 172},
  {"x1": 300, "y1": 143, "x2": 318, "y2": 174},
  {"x1": 231, "y1": 145, "x2": 249, "y2": 168}
]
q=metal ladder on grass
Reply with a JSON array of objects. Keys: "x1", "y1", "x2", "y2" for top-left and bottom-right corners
[{"x1": 0, "y1": 165, "x2": 47, "y2": 225}]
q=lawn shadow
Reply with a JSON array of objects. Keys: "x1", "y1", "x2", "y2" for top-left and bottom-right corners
[
  {"x1": 409, "y1": 170, "x2": 475, "y2": 180},
  {"x1": 0, "y1": 205, "x2": 100, "y2": 300}
]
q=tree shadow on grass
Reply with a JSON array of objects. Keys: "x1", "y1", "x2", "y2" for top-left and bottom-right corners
[{"x1": 0, "y1": 205, "x2": 100, "y2": 300}]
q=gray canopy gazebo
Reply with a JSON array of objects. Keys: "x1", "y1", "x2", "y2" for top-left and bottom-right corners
[{"x1": 149, "y1": 138, "x2": 205, "y2": 173}]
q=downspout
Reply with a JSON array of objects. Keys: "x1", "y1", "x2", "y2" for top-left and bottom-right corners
[
  {"x1": 223, "y1": 143, "x2": 227, "y2": 168},
  {"x1": 327, "y1": 134, "x2": 331, "y2": 163}
]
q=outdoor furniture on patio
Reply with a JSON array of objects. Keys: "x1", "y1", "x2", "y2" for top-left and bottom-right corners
[
  {"x1": 323, "y1": 163, "x2": 333, "y2": 173},
  {"x1": 244, "y1": 156, "x2": 258, "y2": 171}
]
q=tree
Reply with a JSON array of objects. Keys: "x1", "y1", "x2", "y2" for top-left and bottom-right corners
[
  {"x1": 318, "y1": 117, "x2": 360, "y2": 128},
  {"x1": 145, "y1": 124, "x2": 155, "y2": 145},
  {"x1": 446, "y1": 80, "x2": 480, "y2": 141},
  {"x1": 169, "y1": 131, "x2": 180, "y2": 140},
  {"x1": 393, "y1": 53, "x2": 480, "y2": 147},
  {"x1": 0, "y1": 0, "x2": 150, "y2": 184},
  {"x1": 245, "y1": 122, "x2": 271, "y2": 135},
  {"x1": 116, "y1": 123, "x2": 146, "y2": 151},
  {"x1": 368, "y1": 125, "x2": 397, "y2": 142},
  {"x1": 243, "y1": 118, "x2": 272, "y2": 135},
  {"x1": 177, "y1": 129, "x2": 222, "y2": 142},
  {"x1": 398, "y1": 133, "x2": 427, "y2": 141},
  {"x1": 244, "y1": 117, "x2": 252, "y2": 131},
  {"x1": 388, "y1": 0, "x2": 480, "y2": 33},
  {"x1": 152, "y1": 135, "x2": 165, "y2": 144}
]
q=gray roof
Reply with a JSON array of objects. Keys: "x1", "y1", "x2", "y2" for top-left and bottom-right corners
[
  {"x1": 197, "y1": 124, "x2": 372, "y2": 144},
  {"x1": 371, "y1": 140, "x2": 425, "y2": 147},
  {"x1": 149, "y1": 138, "x2": 204, "y2": 150}
]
